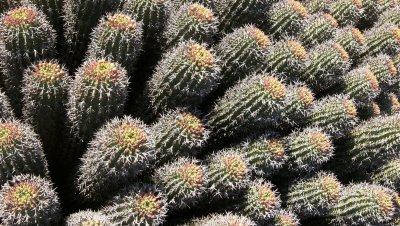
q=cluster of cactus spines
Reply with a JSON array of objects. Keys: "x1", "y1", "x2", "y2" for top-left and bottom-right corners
[
  {"x1": 331, "y1": 183, "x2": 398, "y2": 225},
  {"x1": 102, "y1": 184, "x2": 168, "y2": 226},
  {"x1": 240, "y1": 179, "x2": 281, "y2": 223},
  {"x1": 206, "y1": 150, "x2": 250, "y2": 198},
  {"x1": 269, "y1": 210, "x2": 300, "y2": 226},
  {"x1": 65, "y1": 210, "x2": 111, "y2": 226},
  {"x1": 187, "y1": 212, "x2": 256, "y2": 226},
  {"x1": 327, "y1": 0, "x2": 363, "y2": 26},
  {"x1": 302, "y1": 41, "x2": 351, "y2": 92},
  {"x1": 333, "y1": 26, "x2": 366, "y2": 61},
  {"x1": 285, "y1": 128, "x2": 334, "y2": 172},
  {"x1": 0, "y1": 90, "x2": 15, "y2": 120},
  {"x1": 0, "y1": 120, "x2": 48, "y2": 185},
  {"x1": 154, "y1": 157, "x2": 208, "y2": 210},
  {"x1": 0, "y1": 174, "x2": 61, "y2": 225},
  {"x1": 308, "y1": 95, "x2": 358, "y2": 138},
  {"x1": 207, "y1": 73, "x2": 286, "y2": 141},
  {"x1": 240, "y1": 136, "x2": 288, "y2": 177},
  {"x1": 364, "y1": 23, "x2": 400, "y2": 57},
  {"x1": 0, "y1": 5, "x2": 56, "y2": 113},
  {"x1": 299, "y1": 13, "x2": 339, "y2": 47},
  {"x1": 87, "y1": 12, "x2": 143, "y2": 74},
  {"x1": 152, "y1": 109, "x2": 208, "y2": 165},
  {"x1": 377, "y1": 6, "x2": 400, "y2": 26},
  {"x1": 268, "y1": 0, "x2": 309, "y2": 38},
  {"x1": 67, "y1": 58, "x2": 129, "y2": 143},
  {"x1": 363, "y1": 54, "x2": 399, "y2": 90},
  {"x1": 164, "y1": 3, "x2": 218, "y2": 48},
  {"x1": 147, "y1": 41, "x2": 220, "y2": 114},
  {"x1": 371, "y1": 159, "x2": 400, "y2": 191},
  {"x1": 216, "y1": 26, "x2": 270, "y2": 88},
  {"x1": 287, "y1": 172, "x2": 342, "y2": 218},
  {"x1": 76, "y1": 116, "x2": 154, "y2": 203},
  {"x1": 380, "y1": 93, "x2": 400, "y2": 115},
  {"x1": 349, "y1": 114, "x2": 400, "y2": 170}
]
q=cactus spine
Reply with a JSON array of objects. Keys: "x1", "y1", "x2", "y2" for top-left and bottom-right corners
[
  {"x1": 372, "y1": 159, "x2": 400, "y2": 191},
  {"x1": 299, "y1": 13, "x2": 339, "y2": 47},
  {"x1": 327, "y1": 0, "x2": 363, "y2": 26},
  {"x1": 364, "y1": 23, "x2": 400, "y2": 57},
  {"x1": 66, "y1": 210, "x2": 111, "y2": 226},
  {"x1": 333, "y1": 26, "x2": 366, "y2": 61},
  {"x1": 363, "y1": 54, "x2": 399, "y2": 90}
]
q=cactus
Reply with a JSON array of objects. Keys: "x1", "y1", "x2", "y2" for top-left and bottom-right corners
[
  {"x1": 303, "y1": 0, "x2": 330, "y2": 14},
  {"x1": 76, "y1": 116, "x2": 154, "y2": 203},
  {"x1": 287, "y1": 172, "x2": 342, "y2": 217},
  {"x1": 66, "y1": 58, "x2": 129, "y2": 143},
  {"x1": 358, "y1": 101, "x2": 381, "y2": 119},
  {"x1": 87, "y1": 12, "x2": 143, "y2": 74},
  {"x1": 302, "y1": 41, "x2": 351, "y2": 92},
  {"x1": 153, "y1": 157, "x2": 208, "y2": 210},
  {"x1": 268, "y1": 0, "x2": 309, "y2": 38},
  {"x1": 147, "y1": 41, "x2": 220, "y2": 114},
  {"x1": 371, "y1": 159, "x2": 400, "y2": 191},
  {"x1": 102, "y1": 184, "x2": 168, "y2": 226},
  {"x1": 0, "y1": 5, "x2": 56, "y2": 114},
  {"x1": 206, "y1": 150, "x2": 250, "y2": 198},
  {"x1": 0, "y1": 90, "x2": 14, "y2": 120},
  {"x1": 66, "y1": 210, "x2": 111, "y2": 226},
  {"x1": 299, "y1": 13, "x2": 339, "y2": 47},
  {"x1": 331, "y1": 183, "x2": 398, "y2": 225},
  {"x1": 0, "y1": 119, "x2": 48, "y2": 185},
  {"x1": 363, "y1": 54, "x2": 399, "y2": 90},
  {"x1": 308, "y1": 95, "x2": 358, "y2": 138},
  {"x1": 164, "y1": 3, "x2": 218, "y2": 47},
  {"x1": 364, "y1": 23, "x2": 400, "y2": 57},
  {"x1": 333, "y1": 26, "x2": 366, "y2": 61},
  {"x1": 216, "y1": 25, "x2": 271, "y2": 88},
  {"x1": 27, "y1": 0, "x2": 63, "y2": 34},
  {"x1": 269, "y1": 210, "x2": 300, "y2": 226},
  {"x1": 207, "y1": 73, "x2": 286, "y2": 141},
  {"x1": 0, "y1": 174, "x2": 61, "y2": 225},
  {"x1": 240, "y1": 136, "x2": 288, "y2": 177},
  {"x1": 240, "y1": 179, "x2": 281, "y2": 223},
  {"x1": 377, "y1": 6, "x2": 400, "y2": 26},
  {"x1": 151, "y1": 109, "x2": 208, "y2": 165},
  {"x1": 285, "y1": 128, "x2": 334, "y2": 172},
  {"x1": 188, "y1": 213, "x2": 256, "y2": 226},
  {"x1": 327, "y1": 0, "x2": 363, "y2": 26},
  {"x1": 358, "y1": 0, "x2": 384, "y2": 27}
]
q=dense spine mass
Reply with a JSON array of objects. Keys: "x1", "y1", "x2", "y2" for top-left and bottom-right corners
[{"x1": 65, "y1": 210, "x2": 111, "y2": 226}]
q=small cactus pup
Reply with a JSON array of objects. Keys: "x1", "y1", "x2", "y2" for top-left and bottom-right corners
[
  {"x1": 164, "y1": 2, "x2": 218, "y2": 47},
  {"x1": 215, "y1": 25, "x2": 270, "y2": 88},
  {"x1": 239, "y1": 179, "x2": 281, "y2": 223},
  {"x1": 147, "y1": 41, "x2": 220, "y2": 114},
  {"x1": 287, "y1": 172, "x2": 342, "y2": 218},
  {"x1": 187, "y1": 212, "x2": 256, "y2": 226},
  {"x1": 22, "y1": 60, "x2": 71, "y2": 154},
  {"x1": 0, "y1": 119, "x2": 48, "y2": 185},
  {"x1": 0, "y1": 5, "x2": 56, "y2": 114},
  {"x1": 331, "y1": 183, "x2": 398, "y2": 225},
  {"x1": 327, "y1": 0, "x2": 363, "y2": 26},
  {"x1": 0, "y1": 90, "x2": 14, "y2": 120},
  {"x1": 299, "y1": 13, "x2": 339, "y2": 47},
  {"x1": 207, "y1": 73, "x2": 286, "y2": 141},
  {"x1": 67, "y1": 58, "x2": 129, "y2": 144},
  {"x1": 151, "y1": 109, "x2": 208, "y2": 165},
  {"x1": 153, "y1": 157, "x2": 208, "y2": 210},
  {"x1": 302, "y1": 41, "x2": 351, "y2": 92},
  {"x1": 206, "y1": 150, "x2": 250, "y2": 198},
  {"x1": 333, "y1": 26, "x2": 366, "y2": 62},
  {"x1": 308, "y1": 95, "x2": 358, "y2": 139},
  {"x1": 363, "y1": 54, "x2": 399, "y2": 91},
  {"x1": 102, "y1": 184, "x2": 168, "y2": 226},
  {"x1": 76, "y1": 116, "x2": 154, "y2": 203},
  {"x1": 0, "y1": 174, "x2": 62, "y2": 226},
  {"x1": 240, "y1": 136, "x2": 288, "y2": 177},
  {"x1": 66, "y1": 210, "x2": 111, "y2": 226},
  {"x1": 349, "y1": 114, "x2": 400, "y2": 170},
  {"x1": 372, "y1": 159, "x2": 400, "y2": 191},
  {"x1": 364, "y1": 23, "x2": 400, "y2": 57},
  {"x1": 269, "y1": 210, "x2": 300, "y2": 226},
  {"x1": 268, "y1": 0, "x2": 309, "y2": 38},
  {"x1": 87, "y1": 12, "x2": 143, "y2": 74},
  {"x1": 285, "y1": 128, "x2": 334, "y2": 172}
]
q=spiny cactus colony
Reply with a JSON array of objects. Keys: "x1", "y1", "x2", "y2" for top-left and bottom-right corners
[{"x1": 3, "y1": 1, "x2": 400, "y2": 226}]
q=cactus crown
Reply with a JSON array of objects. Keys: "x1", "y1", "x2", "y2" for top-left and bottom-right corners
[
  {"x1": 32, "y1": 61, "x2": 65, "y2": 84},
  {"x1": 275, "y1": 212, "x2": 298, "y2": 226},
  {"x1": 186, "y1": 43, "x2": 214, "y2": 69},
  {"x1": 114, "y1": 123, "x2": 147, "y2": 155},
  {"x1": 376, "y1": 191, "x2": 395, "y2": 217},
  {"x1": 288, "y1": 0, "x2": 308, "y2": 18},
  {"x1": 248, "y1": 27, "x2": 271, "y2": 49},
  {"x1": 84, "y1": 59, "x2": 120, "y2": 84},
  {"x1": 310, "y1": 131, "x2": 332, "y2": 154},
  {"x1": 131, "y1": 192, "x2": 162, "y2": 219},
  {"x1": 266, "y1": 139, "x2": 286, "y2": 161},
  {"x1": 351, "y1": 28, "x2": 366, "y2": 44},
  {"x1": 177, "y1": 112, "x2": 205, "y2": 138},
  {"x1": 391, "y1": 27, "x2": 400, "y2": 42},
  {"x1": 287, "y1": 40, "x2": 307, "y2": 61},
  {"x1": 177, "y1": 163, "x2": 205, "y2": 188},
  {"x1": 252, "y1": 183, "x2": 278, "y2": 210},
  {"x1": 320, "y1": 176, "x2": 341, "y2": 201},
  {"x1": 106, "y1": 14, "x2": 137, "y2": 31},
  {"x1": 365, "y1": 70, "x2": 380, "y2": 91},
  {"x1": 371, "y1": 102, "x2": 381, "y2": 116},
  {"x1": 389, "y1": 93, "x2": 400, "y2": 112},
  {"x1": 0, "y1": 123, "x2": 20, "y2": 151},
  {"x1": 3, "y1": 7, "x2": 38, "y2": 28},
  {"x1": 334, "y1": 43, "x2": 350, "y2": 62},
  {"x1": 4, "y1": 181, "x2": 39, "y2": 212},
  {"x1": 223, "y1": 155, "x2": 247, "y2": 182},
  {"x1": 342, "y1": 99, "x2": 358, "y2": 118},
  {"x1": 81, "y1": 220, "x2": 105, "y2": 226},
  {"x1": 296, "y1": 87, "x2": 314, "y2": 107},
  {"x1": 352, "y1": 0, "x2": 363, "y2": 8},
  {"x1": 386, "y1": 59, "x2": 398, "y2": 78},
  {"x1": 323, "y1": 13, "x2": 338, "y2": 27},
  {"x1": 187, "y1": 3, "x2": 214, "y2": 22},
  {"x1": 263, "y1": 76, "x2": 286, "y2": 101}
]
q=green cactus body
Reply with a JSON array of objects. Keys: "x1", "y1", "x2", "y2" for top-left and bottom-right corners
[
  {"x1": 67, "y1": 58, "x2": 129, "y2": 143},
  {"x1": 188, "y1": 213, "x2": 256, "y2": 226},
  {"x1": 268, "y1": 0, "x2": 309, "y2": 38},
  {"x1": 364, "y1": 23, "x2": 400, "y2": 57},
  {"x1": 269, "y1": 210, "x2": 300, "y2": 226},
  {"x1": 147, "y1": 41, "x2": 220, "y2": 114},
  {"x1": 372, "y1": 159, "x2": 400, "y2": 191},
  {"x1": 102, "y1": 184, "x2": 168, "y2": 226},
  {"x1": 358, "y1": 0, "x2": 384, "y2": 27},
  {"x1": 206, "y1": 150, "x2": 250, "y2": 198},
  {"x1": 308, "y1": 95, "x2": 358, "y2": 138},
  {"x1": 377, "y1": 6, "x2": 400, "y2": 26},
  {"x1": 0, "y1": 174, "x2": 61, "y2": 226},
  {"x1": 287, "y1": 172, "x2": 342, "y2": 217},
  {"x1": 331, "y1": 183, "x2": 397, "y2": 225},
  {"x1": 0, "y1": 91, "x2": 14, "y2": 120},
  {"x1": 154, "y1": 158, "x2": 208, "y2": 210},
  {"x1": 216, "y1": 26, "x2": 271, "y2": 88},
  {"x1": 379, "y1": 0, "x2": 400, "y2": 11},
  {"x1": 303, "y1": 0, "x2": 331, "y2": 14},
  {"x1": 333, "y1": 26, "x2": 366, "y2": 61},
  {"x1": 87, "y1": 13, "x2": 143, "y2": 74},
  {"x1": 303, "y1": 42, "x2": 351, "y2": 92},
  {"x1": 66, "y1": 210, "x2": 111, "y2": 226},
  {"x1": 328, "y1": 0, "x2": 363, "y2": 26},
  {"x1": 299, "y1": 13, "x2": 339, "y2": 47},
  {"x1": 76, "y1": 116, "x2": 154, "y2": 203},
  {"x1": 152, "y1": 110, "x2": 208, "y2": 165},
  {"x1": 207, "y1": 73, "x2": 286, "y2": 140},
  {"x1": 285, "y1": 128, "x2": 334, "y2": 172},
  {"x1": 164, "y1": 3, "x2": 218, "y2": 47},
  {"x1": 363, "y1": 54, "x2": 399, "y2": 90},
  {"x1": 0, "y1": 119, "x2": 48, "y2": 185},
  {"x1": 240, "y1": 137, "x2": 288, "y2": 176}
]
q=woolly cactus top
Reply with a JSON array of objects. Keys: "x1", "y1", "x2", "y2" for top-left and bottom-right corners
[
  {"x1": 365, "y1": 70, "x2": 380, "y2": 91},
  {"x1": 223, "y1": 155, "x2": 247, "y2": 182},
  {"x1": 250, "y1": 181, "x2": 279, "y2": 211},
  {"x1": 288, "y1": 0, "x2": 309, "y2": 18},
  {"x1": 310, "y1": 131, "x2": 333, "y2": 155},
  {"x1": 296, "y1": 87, "x2": 315, "y2": 107},
  {"x1": 323, "y1": 13, "x2": 338, "y2": 27},
  {"x1": 84, "y1": 59, "x2": 122, "y2": 84},
  {"x1": 0, "y1": 123, "x2": 20, "y2": 151},
  {"x1": 186, "y1": 43, "x2": 215, "y2": 69},
  {"x1": 391, "y1": 27, "x2": 400, "y2": 41},
  {"x1": 351, "y1": 28, "x2": 366, "y2": 44},
  {"x1": 384, "y1": 58, "x2": 398, "y2": 78},
  {"x1": 342, "y1": 99, "x2": 358, "y2": 118},
  {"x1": 265, "y1": 139, "x2": 286, "y2": 161},
  {"x1": 177, "y1": 113, "x2": 205, "y2": 139},
  {"x1": 31, "y1": 61, "x2": 66, "y2": 84},
  {"x1": 3, "y1": 181, "x2": 39, "y2": 212},
  {"x1": 177, "y1": 163, "x2": 205, "y2": 189},
  {"x1": 3, "y1": 7, "x2": 38, "y2": 28},
  {"x1": 274, "y1": 211, "x2": 299, "y2": 226},
  {"x1": 247, "y1": 27, "x2": 271, "y2": 49},
  {"x1": 80, "y1": 220, "x2": 105, "y2": 226},
  {"x1": 334, "y1": 43, "x2": 350, "y2": 63},
  {"x1": 320, "y1": 175, "x2": 341, "y2": 202},
  {"x1": 287, "y1": 40, "x2": 307, "y2": 61},
  {"x1": 131, "y1": 192, "x2": 162, "y2": 219},
  {"x1": 187, "y1": 3, "x2": 215, "y2": 23},
  {"x1": 389, "y1": 93, "x2": 400, "y2": 113},
  {"x1": 263, "y1": 76, "x2": 286, "y2": 101},
  {"x1": 114, "y1": 122, "x2": 147, "y2": 155},
  {"x1": 376, "y1": 190, "x2": 396, "y2": 217},
  {"x1": 105, "y1": 14, "x2": 137, "y2": 31},
  {"x1": 352, "y1": 0, "x2": 363, "y2": 8}
]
